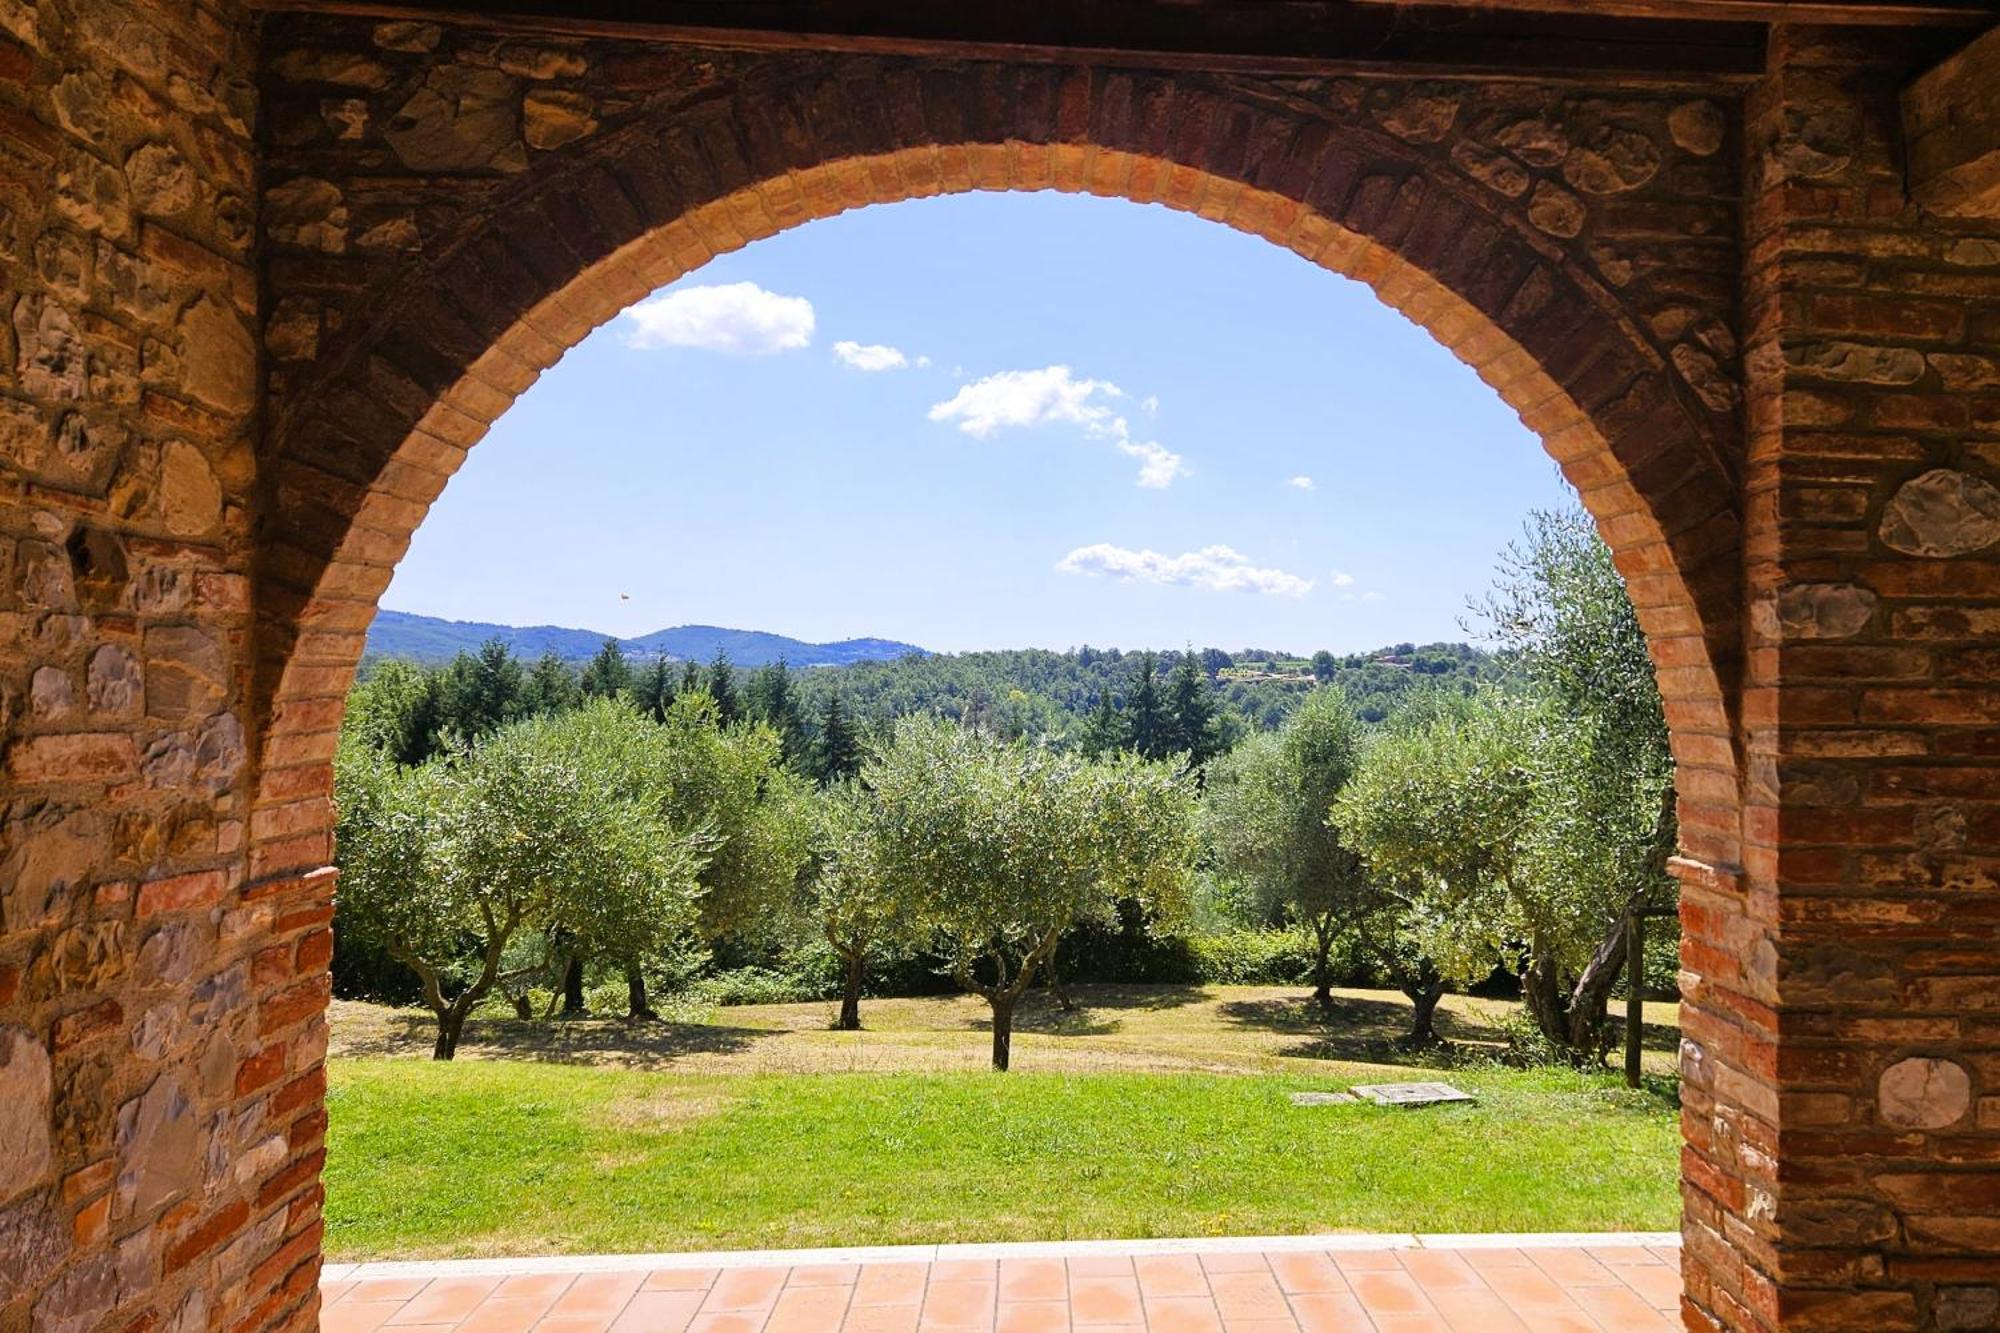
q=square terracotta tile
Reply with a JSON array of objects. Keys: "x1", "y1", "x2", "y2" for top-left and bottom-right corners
[
  {"x1": 388, "y1": 1276, "x2": 501, "y2": 1325},
  {"x1": 1066, "y1": 1277, "x2": 1142, "y2": 1326},
  {"x1": 1525, "y1": 1249, "x2": 1621, "y2": 1288},
  {"x1": 1195, "y1": 1252, "x2": 1269, "y2": 1275},
  {"x1": 919, "y1": 1279, "x2": 996, "y2": 1328},
  {"x1": 458, "y1": 1296, "x2": 567, "y2": 1333},
  {"x1": 1394, "y1": 1250, "x2": 1482, "y2": 1293},
  {"x1": 1331, "y1": 1250, "x2": 1405, "y2": 1274},
  {"x1": 547, "y1": 1272, "x2": 643, "y2": 1320},
  {"x1": 1268, "y1": 1253, "x2": 1346, "y2": 1296},
  {"x1": 498, "y1": 1274, "x2": 576, "y2": 1300},
  {"x1": 686, "y1": 1314, "x2": 769, "y2": 1333},
  {"x1": 704, "y1": 1269, "x2": 788, "y2": 1314},
  {"x1": 998, "y1": 1260, "x2": 1067, "y2": 1303},
  {"x1": 932, "y1": 1261, "x2": 998, "y2": 1283},
  {"x1": 645, "y1": 1270, "x2": 720, "y2": 1293},
  {"x1": 854, "y1": 1264, "x2": 929, "y2": 1307},
  {"x1": 1134, "y1": 1256, "x2": 1209, "y2": 1300},
  {"x1": 1207, "y1": 1272, "x2": 1290, "y2": 1322},
  {"x1": 1064, "y1": 1256, "x2": 1134, "y2": 1280},
  {"x1": 844, "y1": 1305, "x2": 921, "y2": 1333},
  {"x1": 1288, "y1": 1292, "x2": 1376, "y2": 1333},
  {"x1": 995, "y1": 1301, "x2": 1071, "y2": 1333},
  {"x1": 610, "y1": 1290, "x2": 707, "y2": 1333},
  {"x1": 1347, "y1": 1270, "x2": 1435, "y2": 1321},
  {"x1": 322, "y1": 1300, "x2": 407, "y2": 1333},
  {"x1": 767, "y1": 1284, "x2": 855, "y2": 1332},
  {"x1": 1140, "y1": 1296, "x2": 1222, "y2": 1333},
  {"x1": 1619, "y1": 1262, "x2": 1683, "y2": 1311},
  {"x1": 788, "y1": 1264, "x2": 861, "y2": 1288}
]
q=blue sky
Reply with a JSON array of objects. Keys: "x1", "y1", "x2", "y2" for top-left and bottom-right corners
[{"x1": 384, "y1": 191, "x2": 1578, "y2": 655}]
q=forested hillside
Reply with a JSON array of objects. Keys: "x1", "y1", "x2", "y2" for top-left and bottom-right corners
[
  {"x1": 366, "y1": 608, "x2": 926, "y2": 668},
  {"x1": 787, "y1": 642, "x2": 1499, "y2": 744}
]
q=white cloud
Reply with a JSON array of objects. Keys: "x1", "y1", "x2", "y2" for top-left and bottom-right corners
[
  {"x1": 622, "y1": 282, "x2": 814, "y2": 354},
  {"x1": 1286, "y1": 475, "x2": 1316, "y2": 491},
  {"x1": 929, "y1": 366, "x2": 1187, "y2": 487},
  {"x1": 1056, "y1": 543, "x2": 1313, "y2": 597},
  {"x1": 1329, "y1": 569, "x2": 1356, "y2": 587},
  {"x1": 929, "y1": 365, "x2": 1122, "y2": 438},
  {"x1": 1141, "y1": 394, "x2": 1161, "y2": 416},
  {"x1": 1117, "y1": 438, "x2": 1188, "y2": 489},
  {"x1": 833, "y1": 340, "x2": 929, "y2": 372}
]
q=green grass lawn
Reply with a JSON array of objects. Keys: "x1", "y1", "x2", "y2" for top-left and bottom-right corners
[{"x1": 325, "y1": 1052, "x2": 1678, "y2": 1259}]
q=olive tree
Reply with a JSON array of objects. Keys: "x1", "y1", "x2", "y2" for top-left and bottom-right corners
[
  {"x1": 802, "y1": 782, "x2": 906, "y2": 1031},
  {"x1": 333, "y1": 702, "x2": 709, "y2": 1058},
  {"x1": 1338, "y1": 690, "x2": 1666, "y2": 1057},
  {"x1": 1201, "y1": 688, "x2": 1372, "y2": 1014},
  {"x1": 866, "y1": 717, "x2": 1199, "y2": 1070}
]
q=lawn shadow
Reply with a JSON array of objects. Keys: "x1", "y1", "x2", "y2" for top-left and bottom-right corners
[
  {"x1": 966, "y1": 983, "x2": 1211, "y2": 1038},
  {"x1": 337, "y1": 1010, "x2": 775, "y2": 1070},
  {"x1": 1217, "y1": 992, "x2": 1509, "y2": 1066}
]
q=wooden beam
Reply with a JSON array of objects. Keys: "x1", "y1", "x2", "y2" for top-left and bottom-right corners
[
  {"x1": 252, "y1": 0, "x2": 1776, "y2": 82},
  {"x1": 1346, "y1": 0, "x2": 1995, "y2": 26},
  {"x1": 1905, "y1": 22, "x2": 2000, "y2": 216}
]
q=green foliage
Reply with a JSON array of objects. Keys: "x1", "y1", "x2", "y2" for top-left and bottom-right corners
[
  {"x1": 580, "y1": 638, "x2": 633, "y2": 700},
  {"x1": 862, "y1": 717, "x2": 1200, "y2": 1065},
  {"x1": 1337, "y1": 507, "x2": 1676, "y2": 1056},
  {"x1": 333, "y1": 702, "x2": 712, "y2": 1056},
  {"x1": 1202, "y1": 687, "x2": 1372, "y2": 1003},
  {"x1": 1183, "y1": 927, "x2": 1319, "y2": 985}
]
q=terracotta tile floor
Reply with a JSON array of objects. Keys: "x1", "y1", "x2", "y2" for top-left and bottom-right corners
[{"x1": 319, "y1": 1239, "x2": 1682, "y2": 1332}]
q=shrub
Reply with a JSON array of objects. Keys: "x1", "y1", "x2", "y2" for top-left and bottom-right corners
[{"x1": 1184, "y1": 927, "x2": 1318, "y2": 985}]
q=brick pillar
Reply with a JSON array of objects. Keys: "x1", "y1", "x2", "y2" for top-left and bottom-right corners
[{"x1": 1683, "y1": 23, "x2": 2000, "y2": 1333}]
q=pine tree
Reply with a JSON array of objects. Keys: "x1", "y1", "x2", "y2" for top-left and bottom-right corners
[
  {"x1": 681, "y1": 660, "x2": 702, "y2": 695},
  {"x1": 1079, "y1": 688, "x2": 1125, "y2": 760},
  {"x1": 523, "y1": 652, "x2": 578, "y2": 716},
  {"x1": 747, "y1": 660, "x2": 807, "y2": 766},
  {"x1": 635, "y1": 658, "x2": 677, "y2": 721},
  {"x1": 580, "y1": 638, "x2": 632, "y2": 700},
  {"x1": 1125, "y1": 652, "x2": 1169, "y2": 760},
  {"x1": 814, "y1": 693, "x2": 863, "y2": 785},
  {"x1": 707, "y1": 650, "x2": 740, "y2": 724},
  {"x1": 1166, "y1": 649, "x2": 1220, "y2": 768}
]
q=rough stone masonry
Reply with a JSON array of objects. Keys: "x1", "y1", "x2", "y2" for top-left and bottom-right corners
[{"x1": 1, "y1": 4, "x2": 1999, "y2": 1332}]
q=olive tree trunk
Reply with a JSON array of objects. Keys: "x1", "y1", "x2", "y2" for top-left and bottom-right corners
[
  {"x1": 836, "y1": 950, "x2": 864, "y2": 1031},
  {"x1": 1309, "y1": 910, "x2": 1338, "y2": 1013},
  {"x1": 625, "y1": 961, "x2": 657, "y2": 1022},
  {"x1": 1402, "y1": 958, "x2": 1446, "y2": 1045},
  {"x1": 561, "y1": 954, "x2": 587, "y2": 1015},
  {"x1": 989, "y1": 994, "x2": 1015, "y2": 1071}
]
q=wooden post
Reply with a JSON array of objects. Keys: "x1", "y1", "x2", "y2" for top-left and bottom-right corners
[{"x1": 1625, "y1": 909, "x2": 1646, "y2": 1089}]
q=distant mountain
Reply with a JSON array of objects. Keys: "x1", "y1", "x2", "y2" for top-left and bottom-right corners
[{"x1": 365, "y1": 609, "x2": 926, "y2": 669}]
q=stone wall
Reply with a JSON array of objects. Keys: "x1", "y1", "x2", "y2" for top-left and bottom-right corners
[{"x1": 1, "y1": 2, "x2": 328, "y2": 1332}]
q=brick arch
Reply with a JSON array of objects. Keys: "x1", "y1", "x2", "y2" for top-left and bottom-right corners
[{"x1": 250, "y1": 60, "x2": 1744, "y2": 883}]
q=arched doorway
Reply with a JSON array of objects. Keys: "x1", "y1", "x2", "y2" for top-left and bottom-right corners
[{"x1": 250, "y1": 25, "x2": 1747, "y2": 1329}]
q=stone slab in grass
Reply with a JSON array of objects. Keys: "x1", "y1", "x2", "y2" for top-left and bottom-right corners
[
  {"x1": 1288, "y1": 1091, "x2": 1360, "y2": 1106},
  {"x1": 1350, "y1": 1082, "x2": 1476, "y2": 1108}
]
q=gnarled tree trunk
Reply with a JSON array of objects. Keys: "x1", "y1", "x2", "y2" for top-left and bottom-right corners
[
  {"x1": 1402, "y1": 957, "x2": 1446, "y2": 1044},
  {"x1": 561, "y1": 954, "x2": 586, "y2": 1015}
]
